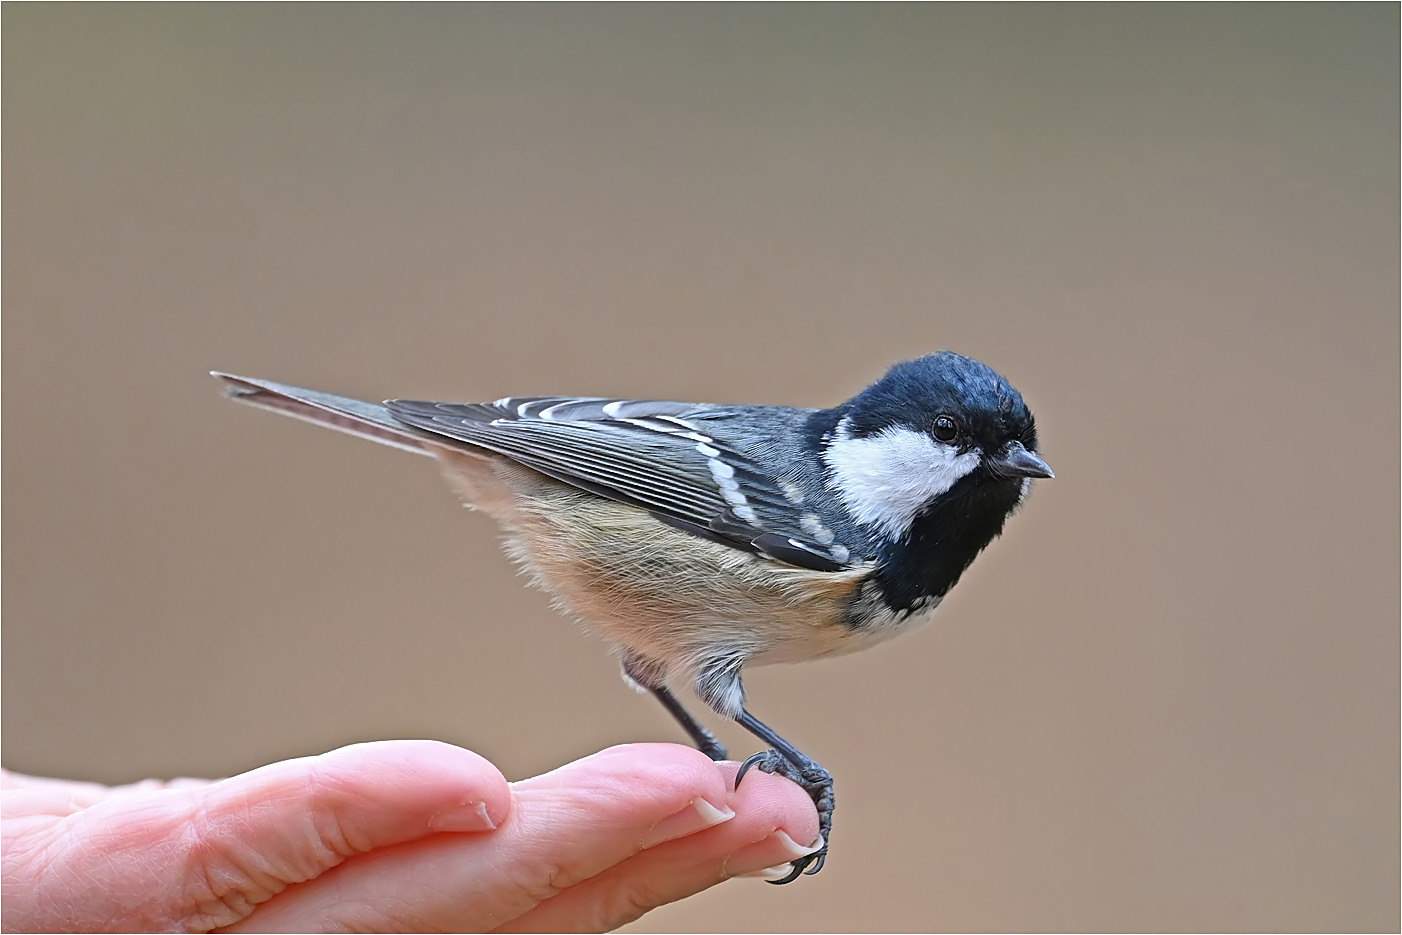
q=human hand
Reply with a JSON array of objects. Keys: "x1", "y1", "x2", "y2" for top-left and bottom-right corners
[{"x1": 1, "y1": 740, "x2": 821, "y2": 933}]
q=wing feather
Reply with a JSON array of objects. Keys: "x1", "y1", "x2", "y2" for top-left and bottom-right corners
[{"x1": 385, "y1": 396, "x2": 852, "y2": 570}]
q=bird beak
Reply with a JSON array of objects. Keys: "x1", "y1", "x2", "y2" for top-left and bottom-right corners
[{"x1": 987, "y1": 442, "x2": 1054, "y2": 479}]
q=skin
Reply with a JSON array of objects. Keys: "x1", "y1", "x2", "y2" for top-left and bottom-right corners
[{"x1": 1, "y1": 741, "x2": 820, "y2": 933}]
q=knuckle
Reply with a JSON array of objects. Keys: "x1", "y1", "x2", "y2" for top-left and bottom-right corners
[{"x1": 591, "y1": 880, "x2": 672, "y2": 930}]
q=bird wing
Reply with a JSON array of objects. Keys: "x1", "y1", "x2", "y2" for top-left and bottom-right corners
[{"x1": 385, "y1": 396, "x2": 853, "y2": 571}]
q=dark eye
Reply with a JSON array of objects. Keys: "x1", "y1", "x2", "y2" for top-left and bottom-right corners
[{"x1": 932, "y1": 415, "x2": 959, "y2": 443}]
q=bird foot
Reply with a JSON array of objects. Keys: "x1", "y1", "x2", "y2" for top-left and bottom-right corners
[{"x1": 736, "y1": 750, "x2": 833, "y2": 883}]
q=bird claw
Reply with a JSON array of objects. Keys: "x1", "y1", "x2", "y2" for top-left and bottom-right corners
[{"x1": 734, "y1": 749, "x2": 833, "y2": 883}]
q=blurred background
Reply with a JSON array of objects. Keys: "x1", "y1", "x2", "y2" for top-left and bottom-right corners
[{"x1": 4, "y1": 6, "x2": 1396, "y2": 931}]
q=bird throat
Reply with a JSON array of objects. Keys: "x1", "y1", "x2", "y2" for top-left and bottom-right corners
[{"x1": 870, "y1": 474, "x2": 1024, "y2": 614}]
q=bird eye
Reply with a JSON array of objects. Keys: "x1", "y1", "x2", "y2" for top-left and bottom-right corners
[{"x1": 932, "y1": 415, "x2": 959, "y2": 443}]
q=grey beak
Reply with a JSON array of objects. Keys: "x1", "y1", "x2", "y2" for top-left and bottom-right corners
[{"x1": 988, "y1": 442, "x2": 1054, "y2": 479}]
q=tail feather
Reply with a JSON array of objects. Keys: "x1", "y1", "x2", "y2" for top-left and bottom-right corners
[{"x1": 212, "y1": 372, "x2": 439, "y2": 457}]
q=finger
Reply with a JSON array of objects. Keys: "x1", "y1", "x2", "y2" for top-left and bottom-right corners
[
  {"x1": 197, "y1": 738, "x2": 511, "y2": 846},
  {"x1": 227, "y1": 744, "x2": 737, "y2": 934},
  {"x1": 491, "y1": 762, "x2": 821, "y2": 933},
  {"x1": 1, "y1": 771, "x2": 216, "y2": 817},
  {"x1": 32, "y1": 740, "x2": 509, "y2": 933},
  {"x1": 1, "y1": 771, "x2": 165, "y2": 816}
]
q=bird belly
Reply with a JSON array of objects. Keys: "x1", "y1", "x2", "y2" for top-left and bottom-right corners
[
  {"x1": 513, "y1": 496, "x2": 871, "y2": 673},
  {"x1": 432, "y1": 449, "x2": 911, "y2": 682}
]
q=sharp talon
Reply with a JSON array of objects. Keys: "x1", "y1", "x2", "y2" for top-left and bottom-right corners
[
  {"x1": 765, "y1": 862, "x2": 807, "y2": 885},
  {"x1": 735, "y1": 751, "x2": 769, "y2": 788},
  {"x1": 803, "y1": 851, "x2": 827, "y2": 874}
]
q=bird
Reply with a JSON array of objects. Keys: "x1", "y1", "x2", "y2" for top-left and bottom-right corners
[{"x1": 211, "y1": 351, "x2": 1051, "y2": 883}]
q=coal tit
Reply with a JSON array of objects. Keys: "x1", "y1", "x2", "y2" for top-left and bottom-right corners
[{"x1": 213, "y1": 351, "x2": 1051, "y2": 883}]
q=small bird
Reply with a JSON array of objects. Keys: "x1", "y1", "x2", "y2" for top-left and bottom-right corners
[{"x1": 212, "y1": 352, "x2": 1051, "y2": 883}]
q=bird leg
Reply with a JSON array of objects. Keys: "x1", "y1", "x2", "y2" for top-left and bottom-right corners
[
  {"x1": 627, "y1": 653, "x2": 832, "y2": 882},
  {"x1": 621, "y1": 654, "x2": 729, "y2": 761},
  {"x1": 647, "y1": 684, "x2": 730, "y2": 761},
  {"x1": 733, "y1": 708, "x2": 833, "y2": 883}
]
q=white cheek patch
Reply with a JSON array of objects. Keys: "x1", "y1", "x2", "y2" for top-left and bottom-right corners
[{"x1": 823, "y1": 419, "x2": 980, "y2": 539}]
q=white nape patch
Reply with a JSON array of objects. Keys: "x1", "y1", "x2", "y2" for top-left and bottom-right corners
[
  {"x1": 799, "y1": 513, "x2": 836, "y2": 545},
  {"x1": 823, "y1": 417, "x2": 980, "y2": 540}
]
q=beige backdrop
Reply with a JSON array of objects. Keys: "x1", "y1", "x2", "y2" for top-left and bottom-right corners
[{"x1": 4, "y1": 6, "x2": 1397, "y2": 932}]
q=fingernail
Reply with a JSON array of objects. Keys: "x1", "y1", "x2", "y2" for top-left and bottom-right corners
[
  {"x1": 640, "y1": 796, "x2": 736, "y2": 848},
  {"x1": 723, "y1": 831, "x2": 825, "y2": 877},
  {"x1": 737, "y1": 862, "x2": 794, "y2": 880},
  {"x1": 428, "y1": 800, "x2": 496, "y2": 832}
]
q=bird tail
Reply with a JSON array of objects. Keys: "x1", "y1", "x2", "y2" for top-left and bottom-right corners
[{"x1": 211, "y1": 372, "x2": 440, "y2": 457}]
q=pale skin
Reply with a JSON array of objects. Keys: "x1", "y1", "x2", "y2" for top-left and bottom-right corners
[{"x1": 0, "y1": 740, "x2": 821, "y2": 933}]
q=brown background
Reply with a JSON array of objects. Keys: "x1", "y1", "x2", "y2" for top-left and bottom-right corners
[{"x1": 4, "y1": 6, "x2": 1397, "y2": 932}]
